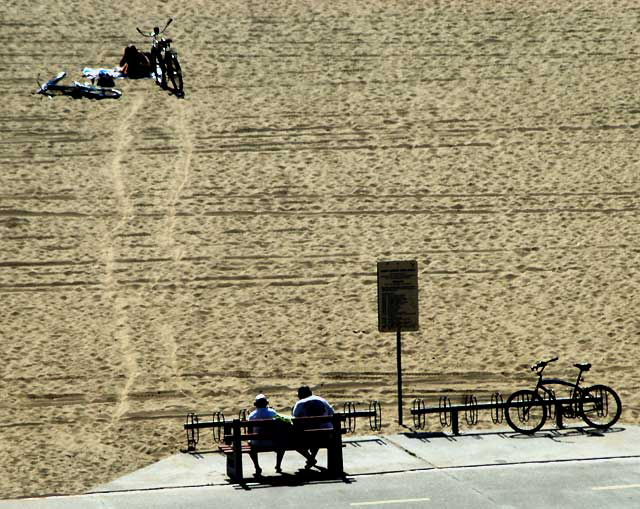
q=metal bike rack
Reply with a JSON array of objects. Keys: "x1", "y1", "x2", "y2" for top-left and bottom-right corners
[
  {"x1": 410, "y1": 393, "x2": 601, "y2": 436},
  {"x1": 339, "y1": 400, "x2": 383, "y2": 433},
  {"x1": 182, "y1": 400, "x2": 383, "y2": 452}
]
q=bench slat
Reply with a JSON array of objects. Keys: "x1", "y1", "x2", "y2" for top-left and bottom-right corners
[{"x1": 224, "y1": 428, "x2": 335, "y2": 442}]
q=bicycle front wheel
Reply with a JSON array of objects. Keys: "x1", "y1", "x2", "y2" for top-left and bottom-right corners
[
  {"x1": 580, "y1": 384, "x2": 622, "y2": 429},
  {"x1": 167, "y1": 52, "x2": 183, "y2": 93},
  {"x1": 505, "y1": 390, "x2": 547, "y2": 434}
]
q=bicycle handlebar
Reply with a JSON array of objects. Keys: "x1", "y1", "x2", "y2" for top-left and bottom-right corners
[
  {"x1": 530, "y1": 356, "x2": 559, "y2": 371},
  {"x1": 136, "y1": 18, "x2": 173, "y2": 38}
]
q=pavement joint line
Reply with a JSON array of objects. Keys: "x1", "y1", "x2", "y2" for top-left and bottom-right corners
[
  {"x1": 349, "y1": 497, "x2": 431, "y2": 506},
  {"x1": 382, "y1": 436, "x2": 439, "y2": 469},
  {"x1": 420, "y1": 454, "x2": 640, "y2": 472},
  {"x1": 9, "y1": 484, "x2": 224, "y2": 504},
  {"x1": 86, "y1": 482, "x2": 225, "y2": 495}
]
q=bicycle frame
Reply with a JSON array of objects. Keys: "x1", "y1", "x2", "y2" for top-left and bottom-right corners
[{"x1": 532, "y1": 361, "x2": 589, "y2": 415}]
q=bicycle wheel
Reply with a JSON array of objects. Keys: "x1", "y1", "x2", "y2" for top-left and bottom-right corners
[
  {"x1": 154, "y1": 52, "x2": 167, "y2": 88},
  {"x1": 85, "y1": 88, "x2": 122, "y2": 100},
  {"x1": 167, "y1": 52, "x2": 183, "y2": 94},
  {"x1": 580, "y1": 384, "x2": 622, "y2": 429},
  {"x1": 505, "y1": 390, "x2": 547, "y2": 434}
]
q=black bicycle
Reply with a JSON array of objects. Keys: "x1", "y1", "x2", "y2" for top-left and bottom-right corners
[
  {"x1": 137, "y1": 19, "x2": 184, "y2": 96},
  {"x1": 35, "y1": 72, "x2": 121, "y2": 100},
  {"x1": 505, "y1": 357, "x2": 621, "y2": 434}
]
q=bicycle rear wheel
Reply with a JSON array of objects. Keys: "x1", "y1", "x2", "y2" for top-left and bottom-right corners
[
  {"x1": 85, "y1": 88, "x2": 122, "y2": 99},
  {"x1": 505, "y1": 390, "x2": 547, "y2": 434},
  {"x1": 580, "y1": 384, "x2": 621, "y2": 429}
]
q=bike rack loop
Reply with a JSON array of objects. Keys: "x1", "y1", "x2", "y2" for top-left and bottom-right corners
[
  {"x1": 543, "y1": 389, "x2": 556, "y2": 420},
  {"x1": 212, "y1": 411, "x2": 225, "y2": 443},
  {"x1": 412, "y1": 398, "x2": 426, "y2": 430},
  {"x1": 464, "y1": 395, "x2": 479, "y2": 426},
  {"x1": 343, "y1": 402, "x2": 357, "y2": 433},
  {"x1": 491, "y1": 392, "x2": 504, "y2": 424},
  {"x1": 185, "y1": 413, "x2": 199, "y2": 452},
  {"x1": 438, "y1": 396, "x2": 453, "y2": 429},
  {"x1": 369, "y1": 400, "x2": 382, "y2": 431}
]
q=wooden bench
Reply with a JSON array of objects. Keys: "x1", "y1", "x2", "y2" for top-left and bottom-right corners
[{"x1": 221, "y1": 414, "x2": 344, "y2": 483}]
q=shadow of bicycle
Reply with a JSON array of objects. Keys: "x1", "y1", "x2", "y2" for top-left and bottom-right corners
[{"x1": 507, "y1": 425, "x2": 625, "y2": 440}]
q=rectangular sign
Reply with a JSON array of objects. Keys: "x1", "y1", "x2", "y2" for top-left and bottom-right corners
[{"x1": 377, "y1": 260, "x2": 419, "y2": 332}]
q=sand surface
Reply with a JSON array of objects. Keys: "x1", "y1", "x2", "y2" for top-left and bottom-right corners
[{"x1": 1, "y1": 0, "x2": 639, "y2": 498}]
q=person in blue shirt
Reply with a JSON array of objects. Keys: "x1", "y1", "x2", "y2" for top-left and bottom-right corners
[{"x1": 248, "y1": 394, "x2": 285, "y2": 477}]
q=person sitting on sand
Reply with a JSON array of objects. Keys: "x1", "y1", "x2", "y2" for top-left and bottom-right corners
[
  {"x1": 248, "y1": 394, "x2": 285, "y2": 477},
  {"x1": 119, "y1": 45, "x2": 152, "y2": 78},
  {"x1": 292, "y1": 385, "x2": 335, "y2": 469}
]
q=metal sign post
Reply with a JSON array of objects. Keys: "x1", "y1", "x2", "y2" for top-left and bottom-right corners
[
  {"x1": 396, "y1": 319, "x2": 403, "y2": 426},
  {"x1": 377, "y1": 260, "x2": 419, "y2": 427}
]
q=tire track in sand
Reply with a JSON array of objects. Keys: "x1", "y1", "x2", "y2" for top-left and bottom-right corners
[
  {"x1": 157, "y1": 100, "x2": 197, "y2": 404},
  {"x1": 103, "y1": 95, "x2": 144, "y2": 426},
  {"x1": 158, "y1": 100, "x2": 193, "y2": 260}
]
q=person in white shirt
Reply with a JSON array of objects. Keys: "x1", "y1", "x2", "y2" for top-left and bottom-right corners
[
  {"x1": 292, "y1": 385, "x2": 335, "y2": 468},
  {"x1": 248, "y1": 394, "x2": 285, "y2": 476}
]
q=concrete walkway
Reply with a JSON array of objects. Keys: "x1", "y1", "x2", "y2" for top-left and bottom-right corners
[{"x1": 2, "y1": 425, "x2": 638, "y2": 508}]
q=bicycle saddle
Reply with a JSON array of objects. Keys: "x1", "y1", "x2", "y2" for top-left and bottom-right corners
[{"x1": 574, "y1": 362, "x2": 591, "y2": 371}]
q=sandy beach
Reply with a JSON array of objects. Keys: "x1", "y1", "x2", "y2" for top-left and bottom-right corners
[{"x1": 1, "y1": 0, "x2": 639, "y2": 498}]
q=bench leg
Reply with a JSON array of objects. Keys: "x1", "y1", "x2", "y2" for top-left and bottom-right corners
[
  {"x1": 327, "y1": 444, "x2": 343, "y2": 477},
  {"x1": 327, "y1": 414, "x2": 344, "y2": 477},
  {"x1": 226, "y1": 454, "x2": 236, "y2": 481},
  {"x1": 328, "y1": 417, "x2": 344, "y2": 477},
  {"x1": 229, "y1": 420, "x2": 244, "y2": 484}
]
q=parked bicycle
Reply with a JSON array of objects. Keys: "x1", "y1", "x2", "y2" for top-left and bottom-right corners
[
  {"x1": 505, "y1": 357, "x2": 621, "y2": 434},
  {"x1": 35, "y1": 72, "x2": 122, "y2": 100},
  {"x1": 137, "y1": 18, "x2": 184, "y2": 96}
]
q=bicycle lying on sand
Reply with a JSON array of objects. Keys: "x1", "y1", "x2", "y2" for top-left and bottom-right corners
[
  {"x1": 35, "y1": 72, "x2": 122, "y2": 100},
  {"x1": 137, "y1": 18, "x2": 184, "y2": 96},
  {"x1": 505, "y1": 357, "x2": 622, "y2": 434}
]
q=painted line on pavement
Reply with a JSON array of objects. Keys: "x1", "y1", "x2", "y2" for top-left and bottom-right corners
[
  {"x1": 350, "y1": 497, "x2": 431, "y2": 506},
  {"x1": 592, "y1": 483, "x2": 640, "y2": 491}
]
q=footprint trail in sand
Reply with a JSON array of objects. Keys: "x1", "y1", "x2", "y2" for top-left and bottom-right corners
[{"x1": 103, "y1": 95, "x2": 145, "y2": 425}]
